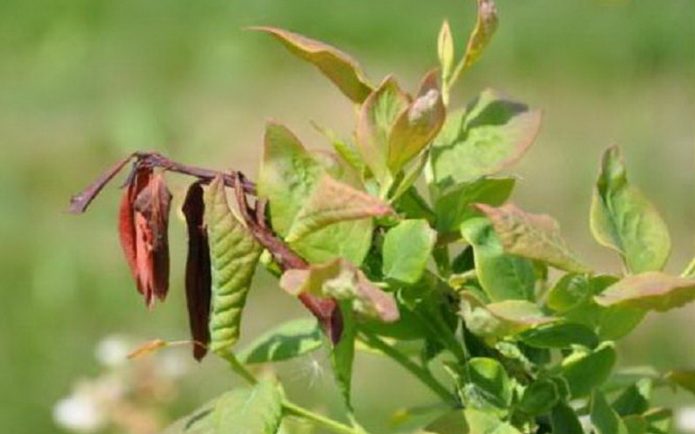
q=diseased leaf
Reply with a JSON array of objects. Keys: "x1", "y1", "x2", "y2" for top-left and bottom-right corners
[
  {"x1": 590, "y1": 146, "x2": 671, "y2": 273},
  {"x1": 182, "y1": 182, "x2": 212, "y2": 361},
  {"x1": 382, "y1": 219, "x2": 437, "y2": 285},
  {"x1": 356, "y1": 76, "x2": 410, "y2": 182},
  {"x1": 431, "y1": 89, "x2": 541, "y2": 187},
  {"x1": 462, "y1": 0, "x2": 499, "y2": 70},
  {"x1": 476, "y1": 203, "x2": 589, "y2": 273},
  {"x1": 239, "y1": 318, "x2": 323, "y2": 364},
  {"x1": 280, "y1": 258, "x2": 398, "y2": 322},
  {"x1": 252, "y1": 26, "x2": 373, "y2": 103},
  {"x1": 435, "y1": 177, "x2": 515, "y2": 233},
  {"x1": 561, "y1": 342, "x2": 616, "y2": 398},
  {"x1": 388, "y1": 71, "x2": 446, "y2": 173},
  {"x1": 205, "y1": 176, "x2": 263, "y2": 355},
  {"x1": 595, "y1": 272, "x2": 695, "y2": 312},
  {"x1": 461, "y1": 217, "x2": 535, "y2": 301},
  {"x1": 285, "y1": 174, "x2": 392, "y2": 243},
  {"x1": 591, "y1": 390, "x2": 629, "y2": 434},
  {"x1": 258, "y1": 122, "x2": 323, "y2": 237}
]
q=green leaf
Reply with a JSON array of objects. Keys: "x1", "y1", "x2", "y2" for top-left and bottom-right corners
[
  {"x1": 434, "y1": 177, "x2": 515, "y2": 233},
  {"x1": 252, "y1": 26, "x2": 373, "y2": 103},
  {"x1": 612, "y1": 379, "x2": 652, "y2": 417},
  {"x1": 561, "y1": 342, "x2": 617, "y2": 398},
  {"x1": 258, "y1": 122, "x2": 323, "y2": 236},
  {"x1": 643, "y1": 408, "x2": 672, "y2": 434},
  {"x1": 437, "y1": 20, "x2": 455, "y2": 84},
  {"x1": 382, "y1": 219, "x2": 437, "y2": 285},
  {"x1": 460, "y1": 294, "x2": 553, "y2": 340},
  {"x1": 332, "y1": 302, "x2": 356, "y2": 411},
  {"x1": 423, "y1": 410, "x2": 467, "y2": 434},
  {"x1": 550, "y1": 402, "x2": 584, "y2": 434},
  {"x1": 163, "y1": 380, "x2": 283, "y2": 434},
  {"x1": 463, "y1": 408, "x2": 521, "y2": 434},
  {"x1": 238, "y1": 319, "x2": 323, "y2": 364},
  {"x1": 356, "y1": 76, "x2": 410, "y2": 182},
  {"x1": 205, "y1": 176, "x2": 262, "y2": 355},
  {"x1": 622, "y1": 416, "x2": 647, "y2": 434},
  {"x1": 388, "y1": 71, "x2": 446, "y2": 173},
  {"x1": 461, "y1": 0, "x2": 499, "y2": 70},
  {"x1": 431, "y1": 89, "x2": 541, "y2": 187},
  {"x1": 595, "y1": 271, "x2": 695, "y2": 312},
  {"x1": 518, "y1": 378, "x2": 560, "y2": 416},
  {"x1": 665, "y1": 370, "x2": 695, "y2": 396},
  {"x1": 280, "y1": 258, "x2": 399, "y2": 322},
  {"x1": 519, "y1": 322, "x2": 599, "y2": 349},
  {"x1": 591, "y1": 390, "x2": 629, "y2": 434},
  {"x1": 546, "y1": 273, "x2": 593, "y2": 313},
  {"x1": 476, "y1": 203, "x2": 589, "y2": 273},
  {"x1": 460, "y1": 358, "x2": 513, "y2": 414},
  {"x1": 461, "y1": 217, "x2": 536, "y2": 301},
  {"x1": 590, "y1": 146, "x2": 671, "y2": 273},
  {"x1": 285, "y1": 174, "x2": 392, "y2": 243}
]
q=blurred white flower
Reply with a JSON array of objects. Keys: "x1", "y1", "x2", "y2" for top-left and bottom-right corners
[
  {"x1": 95, "y1": 334, "x2": 130, "y2": 368},
  {"x1": 53, "y1": 392, "x2": 106, "y2": 433},
  {"x1": 677, "y1": 407, "x2": 695, "y2": 433},
  {"x1": 159, "y1": 351, "x2": 189, "y2": 379}
]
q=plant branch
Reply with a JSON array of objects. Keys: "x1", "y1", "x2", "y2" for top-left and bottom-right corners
[{"x1": 359, "y1": 330, "x2": 457, "y2": 405}]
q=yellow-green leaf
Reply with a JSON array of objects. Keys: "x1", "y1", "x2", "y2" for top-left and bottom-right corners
[
  {"x1": 476, "y1": 203, "x2": 589, "y2": 273},
  {"x1": 437, "y1": 20, "x2": 455, "y2": 83},
  {"x1": 205, "y1": 176, "x2": 262, "y2": 355},
  {"x1": 382, "y1": 219, "x2": 437, "y2": 285},
  {"x1": 591, "y1": 390, "x2": 629, "y2": 434},
  {"x1": 590, "y1": 146, "x2": 671, "y2": 273},
  {"x1": 595, "y1": 271, "x2": 695, "y2": 312},
  {"x1": 252, "y1": 26, "x2": 373, "y2": 103}
]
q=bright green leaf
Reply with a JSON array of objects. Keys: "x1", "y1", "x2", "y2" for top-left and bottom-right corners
[
  {"x1": 252, "y1": 26, "x2": 373, "y2": 103},
  {"x1": 205, "y1": 176, "x2": 262, "y2": 355},
  {"x1": 239, "y1": 319, "x2": 323, "y2": 364},
  {"x1": 561, "y1": 342, "x2": 617, "y2": 398},
  {"x1": 595, "y1": 271, "x2": 695, "y2": 312},
  {"x1": 431, "y1": 89, "x2": 541, "y2": 187},
  {"x1": 590, "y1": 146, "x2": 671, "y2": 273},
  {"x1": 476, "y1": 203, "x2": 589, "y2": 273},
  {"x1": 383, "y1": 219, "x2": 437, "y2": 285},
  {"x1": 461, "y1": 217, "x2": 535, "y2": 301},
  {"x1": 591, "y1": 390, "x2": 629, "y2": 434}
]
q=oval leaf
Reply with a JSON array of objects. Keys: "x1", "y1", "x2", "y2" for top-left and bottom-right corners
[
  {"x1": 382, "y1": 219, "x2": 437, "y2": 285},
  {"x1": 239, "y1": 318, "x2": 323, "y2": 364},
  {"x1": 561, "y1": 342, "x2": 616, "y2": 398},
  {"x1": 595, "y1": 271, "x2": 695, "y2": 312}
]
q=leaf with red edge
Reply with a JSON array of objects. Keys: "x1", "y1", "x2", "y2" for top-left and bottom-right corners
[
  {"x1": 595, "y1": 272, "x2": 695, "y2": 312},
  {"x1": 182, "y1": 182, "x2": 212, "y2": 361},
  {"x1": 252, "y1": 26, "x2": 373, "y2": 103},
  {"x1": 69, "y1": 154, "x2": 134, "y2": 213}
]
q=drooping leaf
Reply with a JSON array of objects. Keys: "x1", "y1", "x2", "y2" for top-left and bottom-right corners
[
  {"x1": 382, "y1": 219, "x2": 437, "y2": 285},
  {"x1": 518, "y1": 378, "x2": 560, "y2": 416},
  {"x1": 591, "y1": 390, "x2": 629, "y2": 434},
  {"x1": 205, "y1": 175, "x2": 263, "y2": 355},
  {"x1": 388, "y1": 71, "x2": 446, "y2": 173},
  {"x1": 280, "y1": 258, "x2": 399, "y2": 322},
  {"x1": 252, "y1": 26, "x2": 373, "y2": 103},
  {"x1": 431, "y1": 89, "x2": 541, "y2": 187},
  {"x1": 461, "y1": 217, "x2": 535, "y2": 301},
  {"x1": 437, "y1": 20, "x2": 455, "y2": 84},
  {"x1": 258, "y1": 122, "x2": 323, "y2": 237},
  {"x1": 182, "y1": 182, "x2": 212, "y2": 361},
  {"x1": 435, "y1": 177, "x2": 515, "y2": 233},
  {"x1": 461, "y1": 0, "x2": 499, "y2": 70},
  {"x1": 595, "y1": 271, "x2": 695, "y2": 312},
  {"x1": 561, "y1": 342, "x2": 617, "y2": 398},
  {"x1": 285, "y1": 174, "x2": 392, "y2": 243},
  {"x1": 460, "y1": 357, "x2": 513, "y2": 414},
  {"x1": 476, "y1": 203, "x2": 589, "y2": 273},
  {"x1": 356, "y1": 76, "x2": 410, "y2": 182},
  {"x1": 590, "y1": 146, "x2": 671, "y2": 273},
  {"x1": 551, "y1": 402, "x2": 584, "y2": 434},
  {"x1": 519, "y1": 322, "x2": 599, "y2": 349},
  {"x1": 69, "y1": 154, "x2": 134, "y2": 213},
  {"x1": 239, "y1": 318, "x2": 323, "y2": 365}
]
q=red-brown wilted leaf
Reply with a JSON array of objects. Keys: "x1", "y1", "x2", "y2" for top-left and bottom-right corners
[
  {"x1": 69, "y1": 154, "x2": 134, "y2": 213},
  {"x1": 118, "y1": 167, "x2": 152, "y2": 296},
  {"x1": 132, "y1": 172, "x2": 172, "y2": 306},
  {"x1": 181, "y1": 182, "x2": 212, "y2": 361}
]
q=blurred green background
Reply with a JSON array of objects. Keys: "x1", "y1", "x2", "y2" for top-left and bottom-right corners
[{"x1": 2, "y1": 0, "x2": 694, "y2": 432}]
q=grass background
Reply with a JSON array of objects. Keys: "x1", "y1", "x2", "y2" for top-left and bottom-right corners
[{"x1": 1, "y1": 0, "x2": 694, "y2": 432}]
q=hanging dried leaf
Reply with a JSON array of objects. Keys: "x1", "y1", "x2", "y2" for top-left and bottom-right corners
[
  {"x1": 182, "y1": 182, "x2": 212, "y2": 361},
  {"x1": 69, "y1": 154, "x2": 133, "y2": 213}
]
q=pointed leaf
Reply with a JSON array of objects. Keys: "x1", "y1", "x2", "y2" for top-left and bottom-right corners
[
  {"x1": 590, "y1": 146, "x2": 671, "y2": 273},
  {"x1": 382, "y1": 219, "x2": 437, "y2": 285},
  {"x1": 438, "y1": 20, "x2": 455, "y2": 83},
  {"x1": 205, "y1": 176, "x2": 262, "y2": 355},
  {"x1": 239, "y1": 319, "x2": 323, "y2": 364},
  {"x1": 332, "y1": 302, "x2": 356, "y2": 411},
  {"x1": 595, "y1": 272, "x2": 695, "y2": 312},
  {"x1": 431, "y1": 89, "x2": 541, "y2": 187},
  {"x1": 69, "y1": 154, "x2": 133, "y2": 213},
  {"x1": 476, "y1": 203, "x2": 589, "y2": 273},
  {"x1": 285, "y1": 174, "x2": 392, "y2": 243},
  {"x1": 252, "y1": 26, "x2": 373, "y2": 103},
  {"x1": 182, "y1": 182, "x2": 212, "y2": 361},
  {"x1": 461, "y1": 217, "x2": 535, "y2": 301},
  {"x1": 388, "y1": 71, "x2": 446, "y2": 173},
  {"x1": 551, "y1": 402, "x2": 584, "y2": 434},
  {"x1": 519, "y1": 322, "x2": 599, "y2": 349},
  {"x1": 462, "y1": 0, "x2": 499, "y2": 70},
  {"x1": 591, "y1": 390, "x2": 629, "y2": 434}
]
